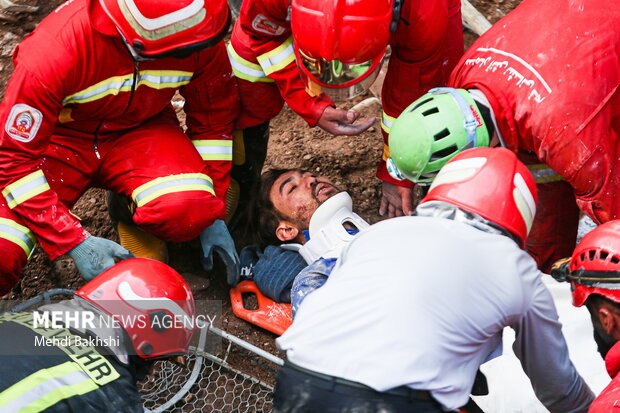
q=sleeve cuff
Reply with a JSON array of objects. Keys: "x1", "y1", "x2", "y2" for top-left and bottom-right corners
[{"x1": 376, "y1": 160, "x2": 415, "y2": 188}]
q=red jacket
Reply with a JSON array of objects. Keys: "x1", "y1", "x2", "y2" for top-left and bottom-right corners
[
  {"x1": 0, "y1": 0, "x2": 238, "y2": 260},
  {"x1": 229, "y1": 0, "x2": 463, "y2": 184},
  {"x1": 589, "y1": 341, "x2": 620, "y2": 412},
  {"x1": 449, "y1": 0, "x2": 620, "y2": 224}
]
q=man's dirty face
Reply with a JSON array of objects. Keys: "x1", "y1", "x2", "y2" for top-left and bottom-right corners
[{"x1": 270, "y1": 170, "x2": 340, "y2": 229}]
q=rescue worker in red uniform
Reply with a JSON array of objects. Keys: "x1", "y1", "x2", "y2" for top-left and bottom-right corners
[
  {"x1": 550, "y1": 220, "x2": 620, "y2": 413},
  {"x1": 0, "y1": 0, "x2": 241, "y2": 294},
  {"x1": 226, "y1": 0, "x2": 463, "y2": 228},
  {"x1": 386, "y1": 0, "x2": 620, "y2": 271}
]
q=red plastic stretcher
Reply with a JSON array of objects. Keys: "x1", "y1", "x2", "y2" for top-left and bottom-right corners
[{"x1": 229, "y1": 280, "x2": 293, "y2": 336}]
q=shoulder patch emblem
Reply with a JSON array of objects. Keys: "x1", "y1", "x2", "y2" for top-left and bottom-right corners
[
  {"x1": 5, "y1": 104, "x2": 43, "y2": 143},
  {"x1": 252, "y1": 14, "x2": 286, "y2": 36}
]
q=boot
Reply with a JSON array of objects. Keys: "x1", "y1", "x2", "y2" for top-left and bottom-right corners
[
  {"x1": 106, "y1": 191, "x2": 168, "y2": 263},
  {"x1": 228, "y1": 122, "x2": 270, "y2": 247}
]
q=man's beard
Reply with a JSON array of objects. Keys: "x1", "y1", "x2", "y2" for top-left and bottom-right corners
[{"x1": 593, "y1": 319, "x2": 618, "y2": 359}]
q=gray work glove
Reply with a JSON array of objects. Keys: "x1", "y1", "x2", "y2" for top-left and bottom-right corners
[
  {"x1": 200, "y1": 219, "x2": 240, "y2": 286},
  {"x1": 68, "y1": 235, "x2": 134, "y2": 281}
]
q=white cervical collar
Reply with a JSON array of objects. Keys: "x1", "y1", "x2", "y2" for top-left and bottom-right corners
[{"x1": 299, "y1": 192, "x2": 369, "y2": 264}]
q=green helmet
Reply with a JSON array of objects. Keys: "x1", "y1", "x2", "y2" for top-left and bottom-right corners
[{"x1": 386, "y1": 87, "x2": 490, "y2": 184}]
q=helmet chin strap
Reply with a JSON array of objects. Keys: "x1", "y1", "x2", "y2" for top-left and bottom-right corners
[
  {"x1": 390, "y1": 0, "x2": 404, "y2": 33},
  {"x1": 118, "y1": 29, "x2": 154, "y2": 62},
  {"x1": 468, "y1": 88, "x2": 504, "y2": 148},
  {"x1": 299, "y1": 192, "x2": 369, "y2": 264}
]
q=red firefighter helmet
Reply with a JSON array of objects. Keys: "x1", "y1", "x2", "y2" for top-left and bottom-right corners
[
  {"x1": 421, "y1": 147, "x2": 538, "y2": 248},
  {"x1": 291, "y1": 0, "x2": 396, "y2": 101},
  {"x1": 75, "y1": 258, "x2": 196, "y2": 359},
  {"x1": 91, "y1": 0, "x2": 230, "y2": 58},
  {"x1": 562, "y1": 220, "x2": 620, "y2": 307}
]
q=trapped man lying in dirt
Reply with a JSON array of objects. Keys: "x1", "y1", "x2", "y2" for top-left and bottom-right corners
[{"x1": 240, "y1": 168, "x2": 368, "y2": 315}]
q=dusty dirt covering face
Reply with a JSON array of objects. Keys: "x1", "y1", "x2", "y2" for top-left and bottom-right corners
[{"x1": 0, "y1": 0, "x2": 522, "y2": 355}]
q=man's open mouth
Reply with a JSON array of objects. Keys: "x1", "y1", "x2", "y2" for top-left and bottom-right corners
[{"x1": 314, "y1": 182, "x2": 334, "y2": 198}]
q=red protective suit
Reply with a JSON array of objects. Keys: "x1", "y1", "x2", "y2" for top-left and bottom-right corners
[
  {"x1": 590, "y1": 341, "x2": 620, "y2": 412},
  {"x1": 0, "y1": 0, "x2": 239, "y2": 293},
  {"x1": 449, "y1": 0, "x2": 620, "y2": 271},
  {"x1": 228, "y1": 0, "x2": 463, "y2": 185}
]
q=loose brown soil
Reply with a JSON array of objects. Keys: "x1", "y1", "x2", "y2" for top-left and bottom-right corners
[{"x1": 0, "y1": 0, "x2": 522, "y2": 364}]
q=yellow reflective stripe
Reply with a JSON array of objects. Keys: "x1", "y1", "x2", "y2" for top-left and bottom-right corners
[
  {"x1": 227, "y1": 43, "x2": 274, "y2": 83},
  {"x1": 382, "y1": 144, "x2": 391, "y2": 162},
  {"x1": 192, "y1": 139, "x2": 233, "y2": 161},
  {"x1": 0, "y1": 218, "x2": 36, "y2": 256},
  {"x1": 0, "y1": 361, "x2": 98, "y2": 412},
  {"x1": 63, "y1": 70, "x2": 193, "y2": 105},
  {"x1": 132, "y1": 173, "x2": 215, "y2": 208},
  {"x1": 526, "y1": 163, "x2": 564, "y2": 184},
  {"x1": 381, "y1": 111, "x2": 396, "y2": 133},
  {"x1": 2, "y1": 170, "x2": 50, "y2": 209},
  {"x1": 257, "y1": 36, "x2": 295, "y2": 76}
]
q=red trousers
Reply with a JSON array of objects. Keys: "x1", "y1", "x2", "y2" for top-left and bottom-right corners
[{"x1": 0, "y1": 112, "x2": 224, "y2": 294}]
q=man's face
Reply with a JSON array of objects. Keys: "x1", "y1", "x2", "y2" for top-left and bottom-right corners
[{"x1": 269, "y1": 170, "x2": 340, "y2": 229}]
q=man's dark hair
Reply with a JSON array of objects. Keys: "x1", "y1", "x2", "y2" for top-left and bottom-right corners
[
  {"x1": 585, "y1": 293, "x2": 620, "y2": 313},
  {"x1": 249, "y1": 168, "x2": 306, "y2": 248}
]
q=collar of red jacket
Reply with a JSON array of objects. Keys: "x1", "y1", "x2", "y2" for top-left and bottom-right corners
[{"x1": 605, "y1": 340, "x2": 620, "y2": 378}]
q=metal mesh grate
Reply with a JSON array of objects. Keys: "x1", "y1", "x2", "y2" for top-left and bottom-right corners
[{"x1": 140, "y1": 324, "x2": 283, "y2": 412}]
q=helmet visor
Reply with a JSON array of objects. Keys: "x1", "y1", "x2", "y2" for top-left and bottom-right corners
[{"x1": 295, "y1": 48, "x2": 384, "y2": 101}]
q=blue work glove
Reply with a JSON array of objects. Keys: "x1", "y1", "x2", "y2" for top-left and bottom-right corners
[
  {"x1": 200, "y1": 219, "x2": 240, "y2": 286},
  {"x1": 68, "y1": 235, "x2": 134, "y2": 281}
]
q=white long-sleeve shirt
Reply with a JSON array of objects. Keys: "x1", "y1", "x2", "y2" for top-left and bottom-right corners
[{"x1": 276, "y1": 216, "x2": 594, "y2": 412}]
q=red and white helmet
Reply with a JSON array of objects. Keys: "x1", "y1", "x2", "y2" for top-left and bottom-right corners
[
  {"x1": 421, "y1": 147, "x2": 538, "y2": 248},
  {"x1": 91, "y1": 0, "x2": 230, "y2": 58},
  {"x1": 75, "y1": 258, "x2": 196, "y2": 359},
  {"x1": 562, "y1": 220, "x2": 620, "y2": 307},
  {"x1": 291, "y1": 0, "x2": 397, "y2": 101}
]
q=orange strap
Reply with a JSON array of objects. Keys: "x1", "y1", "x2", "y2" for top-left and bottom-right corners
[{"x1": 229, "y1": 281, "x2": 293, "y2": 335}]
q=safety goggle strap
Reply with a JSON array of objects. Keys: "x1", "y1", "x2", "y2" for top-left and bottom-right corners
[
  {"x1": 567, "y1": 269, "x2": 620, "y2": 287},
  {"x1": 428, "y1": 87, "x2": 478, "y2": 149}
]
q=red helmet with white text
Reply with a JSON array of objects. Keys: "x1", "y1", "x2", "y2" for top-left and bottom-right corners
[
  {"x1": 558, "y1": 221, "x2": 620, "y2": 307},
  {"x1": 291, "y1": 0, "x2": 398, "y2": 101},
  {"x1": 75, "y1": 258, "x2": 196, "y2": 359},
  {"x1": 91, "y1": 0, "x2": 230, "y2": 59},
  {"x1": 421, "y1": 147, "x2": 538, "y2": 248}
]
